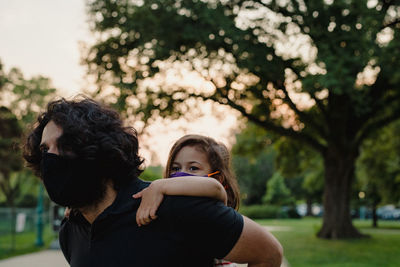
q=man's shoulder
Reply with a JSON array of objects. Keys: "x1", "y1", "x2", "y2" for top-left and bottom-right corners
[
  {"x1": 159, "y1": 195, "x2": 240, "y2": 221},
  {"x1": 161, "y1": 195, "x2": 221, "y2": 209},
  {"x1": 158, "y1": 196, "x2": 244, "y2": 260},
  {"x1": 132, "y1": 178, "x2": 151, "y2": 191}
]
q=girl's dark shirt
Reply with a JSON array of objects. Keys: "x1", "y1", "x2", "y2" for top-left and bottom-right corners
[{"x1": 59, "y1": 178, "x2": 244, "y2": 267}]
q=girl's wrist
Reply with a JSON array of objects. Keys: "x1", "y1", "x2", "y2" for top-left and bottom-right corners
[{"x1": 152, "y1": 179, "x2": 167, "y2": 194}]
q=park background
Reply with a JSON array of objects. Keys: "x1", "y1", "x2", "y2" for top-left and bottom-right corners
[{"x1": 0, "y1": 0, "x2": 400, "y2": 266}]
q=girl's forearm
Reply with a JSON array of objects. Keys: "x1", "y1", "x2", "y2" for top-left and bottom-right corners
[{"x1": 154, "y1": 177, "x2": 227, "y2": 204}]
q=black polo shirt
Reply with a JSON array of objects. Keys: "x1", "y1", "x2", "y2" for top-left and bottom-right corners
[{"x1": 59, "y1": 178, "x2": 244, "y2": 267}]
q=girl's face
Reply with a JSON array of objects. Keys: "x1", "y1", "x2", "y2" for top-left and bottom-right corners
[{"x1": 171, "y1": 145, "x2": 212, "y2": 176}]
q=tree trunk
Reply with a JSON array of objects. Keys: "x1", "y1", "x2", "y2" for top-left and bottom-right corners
[
  {"x1": 306, "y1": 197, "x2": 313, "y2": 216},
  {"x1": 317, "y1": 147, "x2": 365, "y2": 239},
  {"x1": 372, "y1": 202, "x2": 378, "y2": 228}
]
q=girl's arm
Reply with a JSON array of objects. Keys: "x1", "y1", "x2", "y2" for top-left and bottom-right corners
[{"x1": 133, "y1": 177, "x2": 227, "y2": 226}]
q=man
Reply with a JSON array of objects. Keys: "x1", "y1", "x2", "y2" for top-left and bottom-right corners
[{"x1": 24, "y1": 97, "x2": 283, "y2": 267}]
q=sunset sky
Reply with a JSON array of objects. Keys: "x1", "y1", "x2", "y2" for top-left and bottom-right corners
[{"x1": 0, "y1": 0, "x2": 240, "y2": 166}]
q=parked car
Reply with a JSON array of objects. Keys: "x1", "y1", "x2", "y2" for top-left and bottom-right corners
[{"x1": 377, "y1": 205, "x2": 400, "y2": 220}]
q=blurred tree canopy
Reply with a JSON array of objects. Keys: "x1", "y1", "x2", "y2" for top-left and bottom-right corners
[
  {"x1": 275, "y1": 136, "x2": 324, "y2": 214},
  {"x1": 0, "y1": 60, "x2": 56, "y2": 208},
  {"x1": 263, "y1": 171, "x2": 294, "y2": 206},
  {"x1": 232, "y1": 122, "x2": 323, "y2": 211},
  {"x1": 356, "y1": 119, "x2": 400, "y2": 226},
  {"x1": 0, "y1": 106, "x2": 23, "y2": 208},
  {"x1": 0, "y1": 106, "x2": 24, "y2": 249},
  {"x1": 231, "y1": 123, "x2": 275, "y2": 205},
  {"x1": 139, "y1": 165, "x2": 163, "y2": 181},
  {"x1": 84, "y1": 0, "x2": 400, "y2": 238},
  {"x1": 233, "y1": 149, "x2": 275, "y2": 205}
]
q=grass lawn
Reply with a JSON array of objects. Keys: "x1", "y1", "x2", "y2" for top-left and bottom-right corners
[
  {"x1": 257, "y1": 218, "x2": 400, "y2": 267},
  {"x1": 0, "y1": 225, "x2": 55, "y2": 260}
]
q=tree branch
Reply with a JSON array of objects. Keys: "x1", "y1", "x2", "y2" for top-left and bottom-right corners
[
  {"x1": 226, "y1": 96, "x2": 326, "y2": 153},
  {"x1": 310, "y1": 92, "x2": 330, "y2": 121},
  {"x1": 191, "y1": 84, "x2": 327, "y2": 154},
  {"x1": 381, "y1": 19, "x2": 400, "y2": 30},
  {"x1": 356, "y1": 105, "x2": 400, "y2": 148},
  {"x1": 280, "y1": 83, "x2": 327, "y2": 139},
  {"x1": 359, "y1": 68, "x2": 393, "y2": 123}
]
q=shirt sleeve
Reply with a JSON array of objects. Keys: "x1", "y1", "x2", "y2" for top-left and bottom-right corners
[{"x1": 164, "y1": 196, "x2": 244, "y2": 259}]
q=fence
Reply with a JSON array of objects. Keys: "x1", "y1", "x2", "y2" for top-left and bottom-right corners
[{"x1": 0, "y1": 207, "x2": 52, "y2": 252}]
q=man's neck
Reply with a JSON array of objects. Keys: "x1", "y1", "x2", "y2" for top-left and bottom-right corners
[{"x1": 79, "y1": 181, "x2": 117, "y2": 224}]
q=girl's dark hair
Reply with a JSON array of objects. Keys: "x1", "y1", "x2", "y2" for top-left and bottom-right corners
[
  {"x1": 164, "y1": 134, "x2": 240, "y2": 210},
  {"x1": 23, "y1": 97, "x2": 144, "y2": 189}
]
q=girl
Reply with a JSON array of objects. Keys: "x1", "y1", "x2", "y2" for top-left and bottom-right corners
[{"x1": 133, "y1": 134, "x2": 240, "y2": 267}]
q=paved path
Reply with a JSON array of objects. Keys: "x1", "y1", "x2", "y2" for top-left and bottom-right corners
[{"x1": 0, "y1": 250, "x2": 68, "y2": 267}]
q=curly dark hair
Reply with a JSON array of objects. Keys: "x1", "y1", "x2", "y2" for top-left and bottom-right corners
[{"x1": 23, "y1": 97, "x2": 144, "y2": 189}]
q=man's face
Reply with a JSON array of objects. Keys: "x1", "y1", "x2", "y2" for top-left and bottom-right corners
[
  {"x1": 40, "y1": 120, "x2": 62, "y2": 155},
  {"x1": 39, "y1": 120, "x2": 107, "y2": 208}
]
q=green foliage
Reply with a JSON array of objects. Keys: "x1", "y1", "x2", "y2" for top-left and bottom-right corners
[
  {"x1": 0, "y1": 108, "x2": 21, "y2": 155},
  {"x1": 263, "y1": 172, "x2": 294, "y2": 206},
  {"x1": 0, "y1": 107, "x2": 24, "y2": 206},
  {"x1": 85, "y1": 0, "x2": 400, "y2": 238},
  {"x1": 233, "y1": 122, "x2": 322, "y2": 206},
  {"x1": 232, "y1": 123, "x2": 276, "y2": 157},
  {"x1": 0, "y1": 59, "x2": 56, "y2": 210},
  {"x1": 275, "y1": 137, "x2": 324, "y2": 202},
  {"x1": 239, "y1": 204, "x2": 284, "y2": 219},
  {"x1": 139, "y1": 165, "x2": 163, "y2": 181},
  {"x1": 233, "y1": 151, "x2": 275, "y2": 205},
  {"x1": 357, "y1": 119, "x2": 400, "y2": 205},
  {"x1": 1, "y1": 66, "x2": 57, "y2": 125},
  {"x1": 232, "y1": 122, "x2": 276, "y2": 205},
  {"x1": 85, "y1": 0, "x2": 400, "y2": 148}
]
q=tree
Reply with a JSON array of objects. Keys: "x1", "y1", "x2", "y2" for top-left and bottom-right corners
[
  {"x1": 263, "y1": 172, "x2": 293, "y2": 206},
  {"x1": 85, "y1": 0, "x2": 400, "y2": 238},
  {"x1": 0, "y1": 60, "x2": 57, "y2": 248},
  {"x1": 232, "y1": 123, "x2": 275, "y2": 205},
  {"x1": 2, "y1": 67, "x2": 57, "y2": 125},
  {"x1": 356, "y1": 119, "x2": 400, "y2": 227},
  {"x1": 233, "y1": 151, "x2": 275, "y2": 205},
  {"x1": 275, "y1": 137, "x2": 324, "y2": 216},
  {"x1": 0, "y1": 107, "x2": 23, "y2": 249}
]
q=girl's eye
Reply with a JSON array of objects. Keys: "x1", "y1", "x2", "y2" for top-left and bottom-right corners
[
  {"x1": 189, "y1": 166, "x2": 199, "y2": 171},
  {"x1": 171, "y1": 166, "x2": 180, "y2": 172}
]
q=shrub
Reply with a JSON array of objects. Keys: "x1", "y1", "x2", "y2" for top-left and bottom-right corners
[
  {"x1": 240, "y1": 204, "x2": 301, "y2": 219},
  {"x1": 239, "y1": 205, "x2": 284, "y2": 219}
]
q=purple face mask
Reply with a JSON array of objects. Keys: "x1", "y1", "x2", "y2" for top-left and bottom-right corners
[
  {"x1": 169, "y1": 172, "x2": 198, "y2": 178},
  {"x1": 169, "y1": 171, "x2": 220, "y2": 178}
]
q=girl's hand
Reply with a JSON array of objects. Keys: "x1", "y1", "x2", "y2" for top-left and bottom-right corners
[{"x1": 132, "y1": 180, "x2": 165, "y2": 226}]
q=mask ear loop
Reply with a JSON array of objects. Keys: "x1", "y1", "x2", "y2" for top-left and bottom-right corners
[
  {"x1": 207, "y1": 171, "x2": 220, "y2": 177},
  {"x1": 208, "y1": 171, "x2": 228, "y2": 189}
]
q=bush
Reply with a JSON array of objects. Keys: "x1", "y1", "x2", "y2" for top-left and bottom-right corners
[
  {"x1": 240, "y1": 204, "x2": 301, "y2": 219},
  {"x1": 284, "y1": 206, "x2": 302, "y2": 219},
  {"x1": 239, "y1": 205, "x2": 284, "y2": 219}
]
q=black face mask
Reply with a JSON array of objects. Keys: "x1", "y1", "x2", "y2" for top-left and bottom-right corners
[{"x1": 40, "y1": 153, "x2": 106, "y2": 208}]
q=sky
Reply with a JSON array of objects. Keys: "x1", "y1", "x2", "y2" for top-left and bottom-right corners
[
  {"x1": 0, "y1": 0, "x2": 88, "y2": 96},
  {"x1": 0, "y1": 0, "x2": 240, "y2": 166}
]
